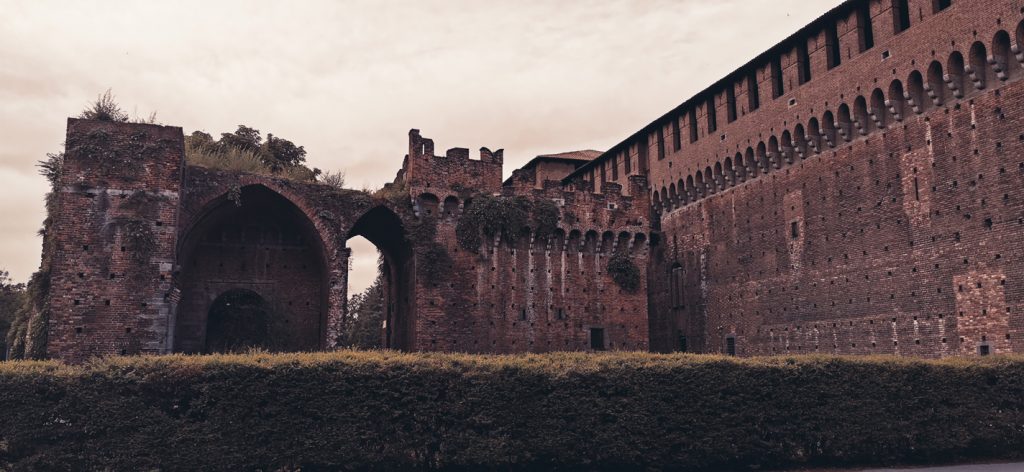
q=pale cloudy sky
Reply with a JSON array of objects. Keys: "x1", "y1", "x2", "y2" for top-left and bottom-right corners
[{"x1": 0, "y1": 0, "x2": 837, "y2": 293}]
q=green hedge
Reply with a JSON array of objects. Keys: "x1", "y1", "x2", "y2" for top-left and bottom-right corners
[{"x1": 1, "y1": 351, "x2": 1023, "y2": 471}]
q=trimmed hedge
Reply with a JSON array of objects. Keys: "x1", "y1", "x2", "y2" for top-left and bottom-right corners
[{"x1": 1, "y1": 352, "x2": 1024, "y2": 471}]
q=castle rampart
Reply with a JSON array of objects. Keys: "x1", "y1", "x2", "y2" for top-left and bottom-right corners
[
  {"x1": 34, "y1": 0, "x2": 1024, "y2": 361},
  {"x1": 563, "y1": 0, "x2": 1024, "y2": 356}
]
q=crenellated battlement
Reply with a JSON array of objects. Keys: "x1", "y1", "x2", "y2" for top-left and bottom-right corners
[
  {"x1": 32, "y1": 0, "x2": 1022, "y2": 362},
  {"x1": 401, "y1": 129, "x2": 504, "y2": 198}
]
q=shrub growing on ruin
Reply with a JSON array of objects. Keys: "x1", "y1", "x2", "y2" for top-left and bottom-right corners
[
  {"x1": 455, "y1": 195, "x2": 561, "y2": 251},
  {"x1": 78, "y1": 89, "x2": 129, "y2": 122},
  {"x1": 531, "y1": 199, "x2": 560, "y2": 239},
  {"x1": 184, "y1": 127, "x2": 321, "y2": 183}
]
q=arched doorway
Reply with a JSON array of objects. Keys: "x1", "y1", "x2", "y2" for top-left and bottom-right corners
[
  {"x1": 174, "y1": 185, "x2": 329, "y2": 353},
  {"x1": 346, "y1": 205, "x2": 415, "y2": 350},
  {"x1": 205, "y1": 289, "x2": 270, "y2": 353}
]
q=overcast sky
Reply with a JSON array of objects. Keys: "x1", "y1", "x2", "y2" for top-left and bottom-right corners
[{"x1": 0, "y1": 0, "x2": 837, "y2": 294}]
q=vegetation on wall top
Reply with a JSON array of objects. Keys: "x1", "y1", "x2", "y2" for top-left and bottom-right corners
[{"x1": 455, "y1": 195, "x2": 561, "y2": 251}]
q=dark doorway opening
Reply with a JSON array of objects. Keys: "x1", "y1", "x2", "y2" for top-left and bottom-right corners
[
  {"x1": 205, "y1": 289, "x2": 271, "y2": 353},
  {"x1": 590, "y1": 328, "x2": 606, "y2": 351}
]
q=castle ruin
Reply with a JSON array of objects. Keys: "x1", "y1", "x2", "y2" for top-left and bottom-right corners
[{"x1": 42, "y1": 0, "x2": 1024, "y2": 360}]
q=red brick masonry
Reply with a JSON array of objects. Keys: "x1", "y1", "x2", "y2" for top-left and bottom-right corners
[{"x1": 45, "y1": 0, "x2": 1024, "y2": 360}]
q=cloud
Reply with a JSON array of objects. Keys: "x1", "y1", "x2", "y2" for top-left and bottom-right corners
[{"x1": 0, "y1": 0, "x2": 838, "y2": 292}]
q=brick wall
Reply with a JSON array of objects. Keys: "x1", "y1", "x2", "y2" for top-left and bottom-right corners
[
  {"x1": 400, "y1": 132, "x2": 651, "y2": 353},
  {"x1": 46, "y1": 119, "x2": 184, "y2": 361},
  {"x1": 639, "y1": 0, "x2": 1024, "y2": 356},
  {"x1": 45, "y1": 124, "x2": 651, "y2": 359}
]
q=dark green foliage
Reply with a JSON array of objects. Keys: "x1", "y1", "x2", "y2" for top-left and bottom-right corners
[
  {"x1": 218, "y1": 126, "x2": 307, "y2": 169},
  {"x1": 607, "y1": 251, "x2": 640, "y2": 292},
  {"x1": 0, "y1": 271, "x2": 25, "y2": 359},
  {"x1": 341, "y1": 277, "x2": 385, "y2": 349},
  {"x1": 531, "y1": 199, "x2": 560, "y2": 239},
  {"x1": 218, "y1": 125, "x2": 262, "y2": 153},
  {"x1": 6, "y1": 269, "x2": 50, "y2": 360},
  {"x1": 188, "y1": 127, "x2": 320, "y2": 182},
  {"x1": 1, "y1": 353, "x2": 1023, "y2": 470},
  {"x1": 456, "y1": 195, "x2": 559, "y2": 251},
  {"x1": 374, "y1": 181, "x2": 411, "y2": 210},
  {"x1": 263, "y1": 133, "x2": 307, "y2": 168},
  {"x1": 7, "y1": 150, "x2": 63, "y2": 360},
  {"x1": 408, "y1": 215, "x2": 437, "y2": 243},
  {"x1": 419, "y1": 243, "x2": 452, "y2": 279},
  {"x1": 37, "y1": 152, "x2": 63, "y2": 187},
  {"x1": 562, "y1": 209, "x2": 577, "y2": 225}
]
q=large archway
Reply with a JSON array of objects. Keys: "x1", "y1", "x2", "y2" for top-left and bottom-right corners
[
  {"x1": 173, "y1": 185, "x2": 330, "y2": 353},
  {"x1": 346, "y1": 205, "x2": 415, "y2": 351}
]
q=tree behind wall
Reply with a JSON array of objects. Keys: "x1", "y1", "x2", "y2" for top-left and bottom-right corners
[
  {"x1": 342, "y1": 275, "x2": 384, "y2": 349},
  {"x1": 0, "y1": 270, "x2": 26, "y2": 359}
]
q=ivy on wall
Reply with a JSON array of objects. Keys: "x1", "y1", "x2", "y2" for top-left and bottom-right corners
[
  {"x1": 418, "y1": 243, "x2": 452, "y2": 280},
  {"x1": 455, "y1": 195, "x2": 561, "y2": 251},
  {"x1": 67, "y1": 129, "x2": 173, "y2": 179},
  {"x1": 607, "y1": 251, "x2": 640, "y2": 292},
  {"x1": 116, "y1": 218, "x2": 156, "y2": 263}
]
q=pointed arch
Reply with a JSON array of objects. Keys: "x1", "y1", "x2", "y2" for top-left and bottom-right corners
[
  {"x1": 174, "y1": 184, "x2": 334, "y2": 354},
  {"x1": 347, "y1": 204, "x2": 416, "y2": 350}
]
